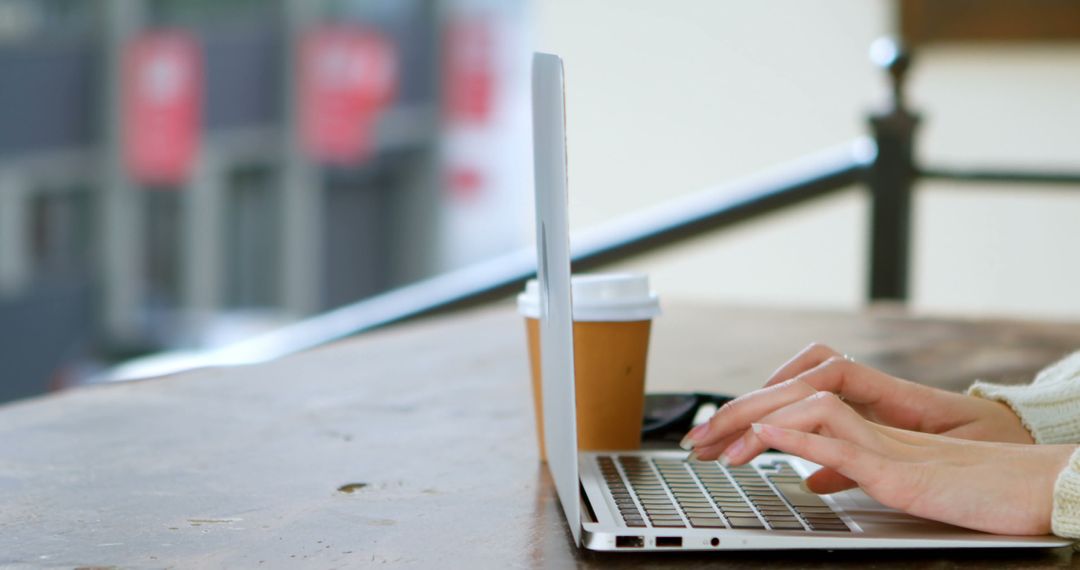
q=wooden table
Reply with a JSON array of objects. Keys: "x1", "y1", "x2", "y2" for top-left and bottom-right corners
[{"x1": 4, "y1": 302, "x2": 1080, "y2": 568}]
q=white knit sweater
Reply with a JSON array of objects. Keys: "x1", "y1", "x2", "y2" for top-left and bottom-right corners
[{"x1": 969, "y1": 350, "x2": 1080, "y2": 538}]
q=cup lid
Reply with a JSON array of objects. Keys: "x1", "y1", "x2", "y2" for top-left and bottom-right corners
[{"x1": 517, "y1": 272, "x2": 661, "y2": 321}]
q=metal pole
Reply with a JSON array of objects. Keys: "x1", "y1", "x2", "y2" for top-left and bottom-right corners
[
  {"x1": 388, "y1": 0, "x2": 442, "y2": 286},
  {"x1": 280, "y1": 0, "x2": 322, "y2": 317},
  {"x1": 100, "y1": 0, "x2": 145, "y2": 343},
  {"x1": 181, "y1": 145, "x2": 224, "y2": 321},
  {"x1": 867, "y1": 37, "x2": 919, "y2": 302},
  {"x1": 0, "y1": 170, "x2": 29, "y2": 297}
]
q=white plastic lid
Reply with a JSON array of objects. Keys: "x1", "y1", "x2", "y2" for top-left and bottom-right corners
[{"x1": 516, "y1": 272, "x2": 661, "y2": 322}]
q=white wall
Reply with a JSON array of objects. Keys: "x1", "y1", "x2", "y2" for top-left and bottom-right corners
[
  {"x1": 911, "y1": 45, "x2": 1080, "y2": 319},
  {"x1": 533, "y1": 1, "x2": 1080, "y2": 320}
]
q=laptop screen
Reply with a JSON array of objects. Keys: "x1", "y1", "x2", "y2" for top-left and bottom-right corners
[{"x1": 532, "y1": 52, "x2": 581, "y2": 546}]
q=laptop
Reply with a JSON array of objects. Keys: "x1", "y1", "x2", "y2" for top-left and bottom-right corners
[{"x1": 530, "y1": 52, "x2": 1070, "y2": 551}]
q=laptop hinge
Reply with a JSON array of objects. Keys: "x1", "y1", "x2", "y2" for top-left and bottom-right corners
[{"x1": 580, "y1": 482, "x2": 598, "y2": 523}]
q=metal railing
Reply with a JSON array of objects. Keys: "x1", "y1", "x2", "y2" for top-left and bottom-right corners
[
  {"x1": 101, "y1": 139, "x2": 873, "y2": 380},
  {"x1": 103, "y1": 38, "x2": 1080, "y2": 381}
]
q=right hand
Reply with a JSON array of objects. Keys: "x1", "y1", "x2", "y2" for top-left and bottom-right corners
[
  {"x1": 682, "y1": 343, "x2": 1034, "y2": 490},
  {"x1": 735, "y1": 399, "x2": 1073, "y2": 536}
]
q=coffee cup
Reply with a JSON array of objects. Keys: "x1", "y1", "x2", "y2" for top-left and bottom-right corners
[{"x1": 518, "y1": 273, "x2": 661, "y2": 461}]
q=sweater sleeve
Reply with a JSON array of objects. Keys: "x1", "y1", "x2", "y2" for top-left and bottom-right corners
[
  {"x1": 968, "y1": 350, "x2": 1080, "y2": 445},
  {"x1": 969, "y1": 351, "x2": 1080, "y2": 539},
  {"x1": 1053, "y1": 447, "x2": 1080, "y2": 539}
]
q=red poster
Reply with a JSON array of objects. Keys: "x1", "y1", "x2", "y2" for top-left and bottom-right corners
[
  {"x1": 299, "y1": 27, "x2": 397, "y2": 164},
  {"x1": 443, "y1": 17, "x2": 494, "y2": 125},
  {"x1": 123, "y1": 31, "x2": 202, "y2": 186}
]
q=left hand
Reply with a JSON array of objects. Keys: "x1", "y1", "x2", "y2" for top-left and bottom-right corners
[
  {"x1": 722, "y1": 391, "x2": 1075, "y2": 536},
  {"x1": 684, "y1": 344, "x2": 1034, "y2": 466}
]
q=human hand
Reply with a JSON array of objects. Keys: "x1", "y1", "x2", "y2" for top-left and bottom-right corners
[
  {"x1": 718, "y1": 392, "x2": 1073, "y2": 535},
  {"x1": 682, "y1": 343, "x2": 1034, "y2": 469}
]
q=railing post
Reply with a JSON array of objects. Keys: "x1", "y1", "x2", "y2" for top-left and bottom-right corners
[
  {"x1": 100, "y1": 0, "x2": 146, "y2": 344},
  {"x1": 867, "y1": 38, "x2": 919, "y2": 302},
  {"x1": 0, "y1": 170, "x2": 29, "y2": 298}
]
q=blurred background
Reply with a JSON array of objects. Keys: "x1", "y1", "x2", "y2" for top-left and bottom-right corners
[{"x1": 1, "y1": 0, "x2": 1079, "y2": 403}]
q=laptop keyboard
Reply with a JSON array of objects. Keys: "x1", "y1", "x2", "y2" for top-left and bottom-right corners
[{"x1": 598, "y1": 455, "x2": 850, "y2": 532}]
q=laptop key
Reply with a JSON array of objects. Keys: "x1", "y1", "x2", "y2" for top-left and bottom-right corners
[
  {"x1": 767, "y1": 521, "x2": 806, "y2": 530},
  {"x1": 773, "y1": 482, "x2": 829, "y2": 508},
  {"x1": 810, "y1": 523, "x2": 850, "y2": 532},
  {"x1": 807, "y1": 518, "x2": 846, "y2": 525},
  {"x1": 805, "y1": 516, "x2": 845, "y2": 525},
  {"x1": 797, "y1": 506, "x2": 835, "y2": 514},
  {"x1": 726, "y1": 516, "x2": 766, "y2": 529}
]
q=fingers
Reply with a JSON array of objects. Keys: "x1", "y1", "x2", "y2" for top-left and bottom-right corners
[
  {"x1": 682, "y1": 377, "x2": 817, "y2": 453},
  {"x1": 784, "y1": 355, "x2": 902, "y2": 410},
  {"x1": 789, "y1": 356, "x2": 952, "y2": 436},
  {"x1": 685, "y1": 354, "x2": 886, "y2": 453},
  {"x1": 764, "y1": 343, "x2": 928, "y2": 418},
  {"x1": 696, "y1": 391, "x2": 887, "y2": 464},
  {"x1": 750, "y1": 423, "x2": 890, "y2": 493},
  {"x1": 763, "y1": 342, "x2": 840, "y2": 388}
]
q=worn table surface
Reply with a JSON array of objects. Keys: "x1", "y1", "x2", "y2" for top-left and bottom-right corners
[{"x1": 5, "y1": 302, "x2": 1080, "y2": 569}]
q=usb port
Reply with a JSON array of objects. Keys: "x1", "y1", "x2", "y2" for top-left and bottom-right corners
[
  {"x1": 655, "y1": 536, "x2": 682, "y2": 547},
  {"x1": 615, "y1": 535, "x2": 644, "y2": 548}
]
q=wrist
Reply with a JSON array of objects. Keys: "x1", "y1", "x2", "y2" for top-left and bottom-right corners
[
  {"x1": 966, "y1": 380, "x2": 1080, "y2": 444},
  {"x1": 988, "y1": 400, "x2": 1036, "y2": 444}
]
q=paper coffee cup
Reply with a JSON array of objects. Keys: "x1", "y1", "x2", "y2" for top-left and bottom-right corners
[{"x1": 518, "y1": 273, "x2": 661, "y2": 460}]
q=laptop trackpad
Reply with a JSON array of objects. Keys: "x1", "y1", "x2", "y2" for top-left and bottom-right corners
[{"x1": 832, "y1": 489, "x2": 961, "y2": 534}]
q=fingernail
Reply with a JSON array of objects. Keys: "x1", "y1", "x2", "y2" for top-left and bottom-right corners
[
  {"x1": 718, "y1": 455, "x2": 731, "y2": 468},
  {"x1": 718, "y1": 437, "x2": 746, "y2": 466},
  {"x1": 751, "y1": 423, "x2": 764, "y2": 434},
  {"x1": 686, "y1": 450, "x2": 700, "y2": 462},
  {"x1": 680, "y1": 422, "x2": 710, "y2": 450}
]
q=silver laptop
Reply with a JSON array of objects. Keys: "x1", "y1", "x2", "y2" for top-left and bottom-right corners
[{"x1": 531, "y1": 52, "x2": 1069, "y2": 551}]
